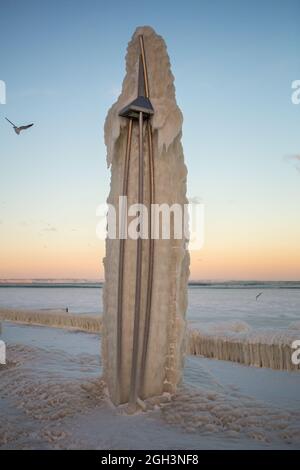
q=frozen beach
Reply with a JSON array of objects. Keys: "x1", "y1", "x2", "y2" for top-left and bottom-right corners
[
  {"x1": 0, "y1": 285, "x2": 299, "y2": 449},
  {"x1": 1, "y1": 285, "x2": 300, "y2": 370},
  {"x1": 1, "y1": 320, "x2": 300, "y2": 450}
]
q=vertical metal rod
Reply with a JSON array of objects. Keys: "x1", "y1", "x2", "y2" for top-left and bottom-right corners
[
  {"x1": 139, "y1": 121, "x2": 155, "y2": 396},
  {"x1": 129, "y1": 111, "x2": 144, "y2": 405},
  {"x1": 139, "y1": 36, "x2": 150, "y2": 98},
  {"x1": 116, "y1": 118, "x2": 133, "y2": 403}
]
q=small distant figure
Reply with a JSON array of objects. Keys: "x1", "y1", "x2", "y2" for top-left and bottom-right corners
[
  {"x1": 256, "y1": 292, "x2": 263, "y2": 301},
  {"x1": 66, "y1": 307, "x2": 69, "y2": 313},
  {"x1": 5, "y1": 117, "x2": 34, "y2": 135}
]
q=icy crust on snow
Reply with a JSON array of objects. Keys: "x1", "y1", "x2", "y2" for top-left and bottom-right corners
[
  {"x1": 0, "y1": 342, "x2": 105, "y2": 448},
  {"x1": 161, "y1": 383, "x2": 300, "y2": 445},
  {"x1": 1, "y1": 327, "x2": 300, "y2": 449}
]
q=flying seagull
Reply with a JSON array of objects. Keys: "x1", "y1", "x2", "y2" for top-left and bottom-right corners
[
  {"x1": 5, "y1": 117, "x2": 34, "y2": 135},
  {"x1": 256, "y1": 292, "x2": 263, "y2": 301}
]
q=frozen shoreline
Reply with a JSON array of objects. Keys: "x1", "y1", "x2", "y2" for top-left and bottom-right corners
[
  {"x1": 1, "y1": 308, "x2": 299, "y2": 371},
  {"x1": 1, "y1": 322, "x2": 300, "y2": 449}
]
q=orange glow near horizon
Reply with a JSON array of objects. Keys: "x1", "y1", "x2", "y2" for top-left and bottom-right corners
[
  {"x1": 1, "y1": 236, "x2": 300, "y2": 281},
  {"x1": 1, "y1": 1, "x2": 300, "y2": 283},
  {"x1": 1, "y1": 201, "x2": 300, "y2": 281}
]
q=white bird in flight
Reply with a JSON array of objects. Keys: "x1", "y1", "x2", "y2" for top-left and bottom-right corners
[
  {"x1": 256, "y1": 292, "x2": 263, "y2": 301},
  {"x1": 5, "y1": 117, "x2": 34, "y2": 135}
]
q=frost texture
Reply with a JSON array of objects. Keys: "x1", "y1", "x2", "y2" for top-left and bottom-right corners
[
  {"x1": 162, "y1": 384, "x2": 300, "y2": 445},
  {"x1": 1, "y1": 328, "x2": 300, "y2": 450}
]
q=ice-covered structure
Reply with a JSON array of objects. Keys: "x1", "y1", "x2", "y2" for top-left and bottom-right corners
[
  {"x1": 102, "y1": 26, "x2": 189, "y2": 407},
  {"x1": 187, "y1": 327, "x2": 300, "y2": 371},
  {"x1": 1, "y1": 309, "x2": 298, "y2": 371}
]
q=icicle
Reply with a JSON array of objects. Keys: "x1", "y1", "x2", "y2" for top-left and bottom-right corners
[{"x1": 187, "y1": 329, "x2": 300, "y2": 371}]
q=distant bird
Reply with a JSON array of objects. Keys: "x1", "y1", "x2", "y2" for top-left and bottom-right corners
[
  {"x1": 256, "y1": 292, "x2": 263, "y2": 301},
  {"x1": 5, "y1": 117, "x2": 34, "y2": 135}
]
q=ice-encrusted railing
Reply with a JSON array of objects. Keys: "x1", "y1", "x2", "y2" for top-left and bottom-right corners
[
  {"x1": 0, "y1": 309, "x2": 102, "y2": 333},
  {"x1": 1, "y1": 309, "x2": 299, "y2": 371},
  {"x1": 187, "y1": 327, "x2": 299, "y2": 371}
]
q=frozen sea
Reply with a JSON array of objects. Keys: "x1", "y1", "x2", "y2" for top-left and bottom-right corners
[{"x1": 0, "y1": 283, "x2": 299, "y2": 331}]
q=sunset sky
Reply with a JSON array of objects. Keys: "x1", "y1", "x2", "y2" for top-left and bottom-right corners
[{"x1": 0, "y1": 0, "x2": 299, "y2": 280}]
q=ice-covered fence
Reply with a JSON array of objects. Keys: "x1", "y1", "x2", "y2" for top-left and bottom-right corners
[
  {"x1": 0, "y1": 309, "x2": 102, "y2": 333},
  {"x1": 187, "y1": 328, "x2": 300, "y2": 372},
  {"x1": 1, "y1": 308, "x2": 299, "y2": 372}
]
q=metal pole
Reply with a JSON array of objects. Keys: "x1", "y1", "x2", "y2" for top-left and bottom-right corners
[
  {"x1": 117, "y1": 35, "x2": 154, "y2": 407},
  {"x1": 139, "y1": 36, "x2": 149, "y2": 98},
  {"x1": 129, "y1": 111, "x2": 144, "y2": 405},
  {"x1": 116, "y1": 118, "x2": 133, "y2": 403},
  {"x1": 139, "y1": 121, "x2": 154, "y2": 396}
]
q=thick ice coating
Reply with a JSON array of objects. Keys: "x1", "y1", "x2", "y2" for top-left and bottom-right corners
[
  {"x1": 104, "y1": 26, "x2": 184, "y2": 167},
  {"x1": 102, "y1": 26, "x2": 190, "y2": 405}
]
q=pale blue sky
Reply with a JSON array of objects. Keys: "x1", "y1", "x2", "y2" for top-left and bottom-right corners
[{"x1": 0, "y1": 0, "x2": 299, "y2": 279}]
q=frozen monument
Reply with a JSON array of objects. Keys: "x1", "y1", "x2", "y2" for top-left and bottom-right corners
[{"x1": 103, "y1": 26, "x2": 189, "y2": 409}]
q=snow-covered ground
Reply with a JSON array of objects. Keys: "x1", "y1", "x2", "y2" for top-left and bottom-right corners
[{"x1": 1, "y1": 322, "x2": 299, "y2": 449}]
